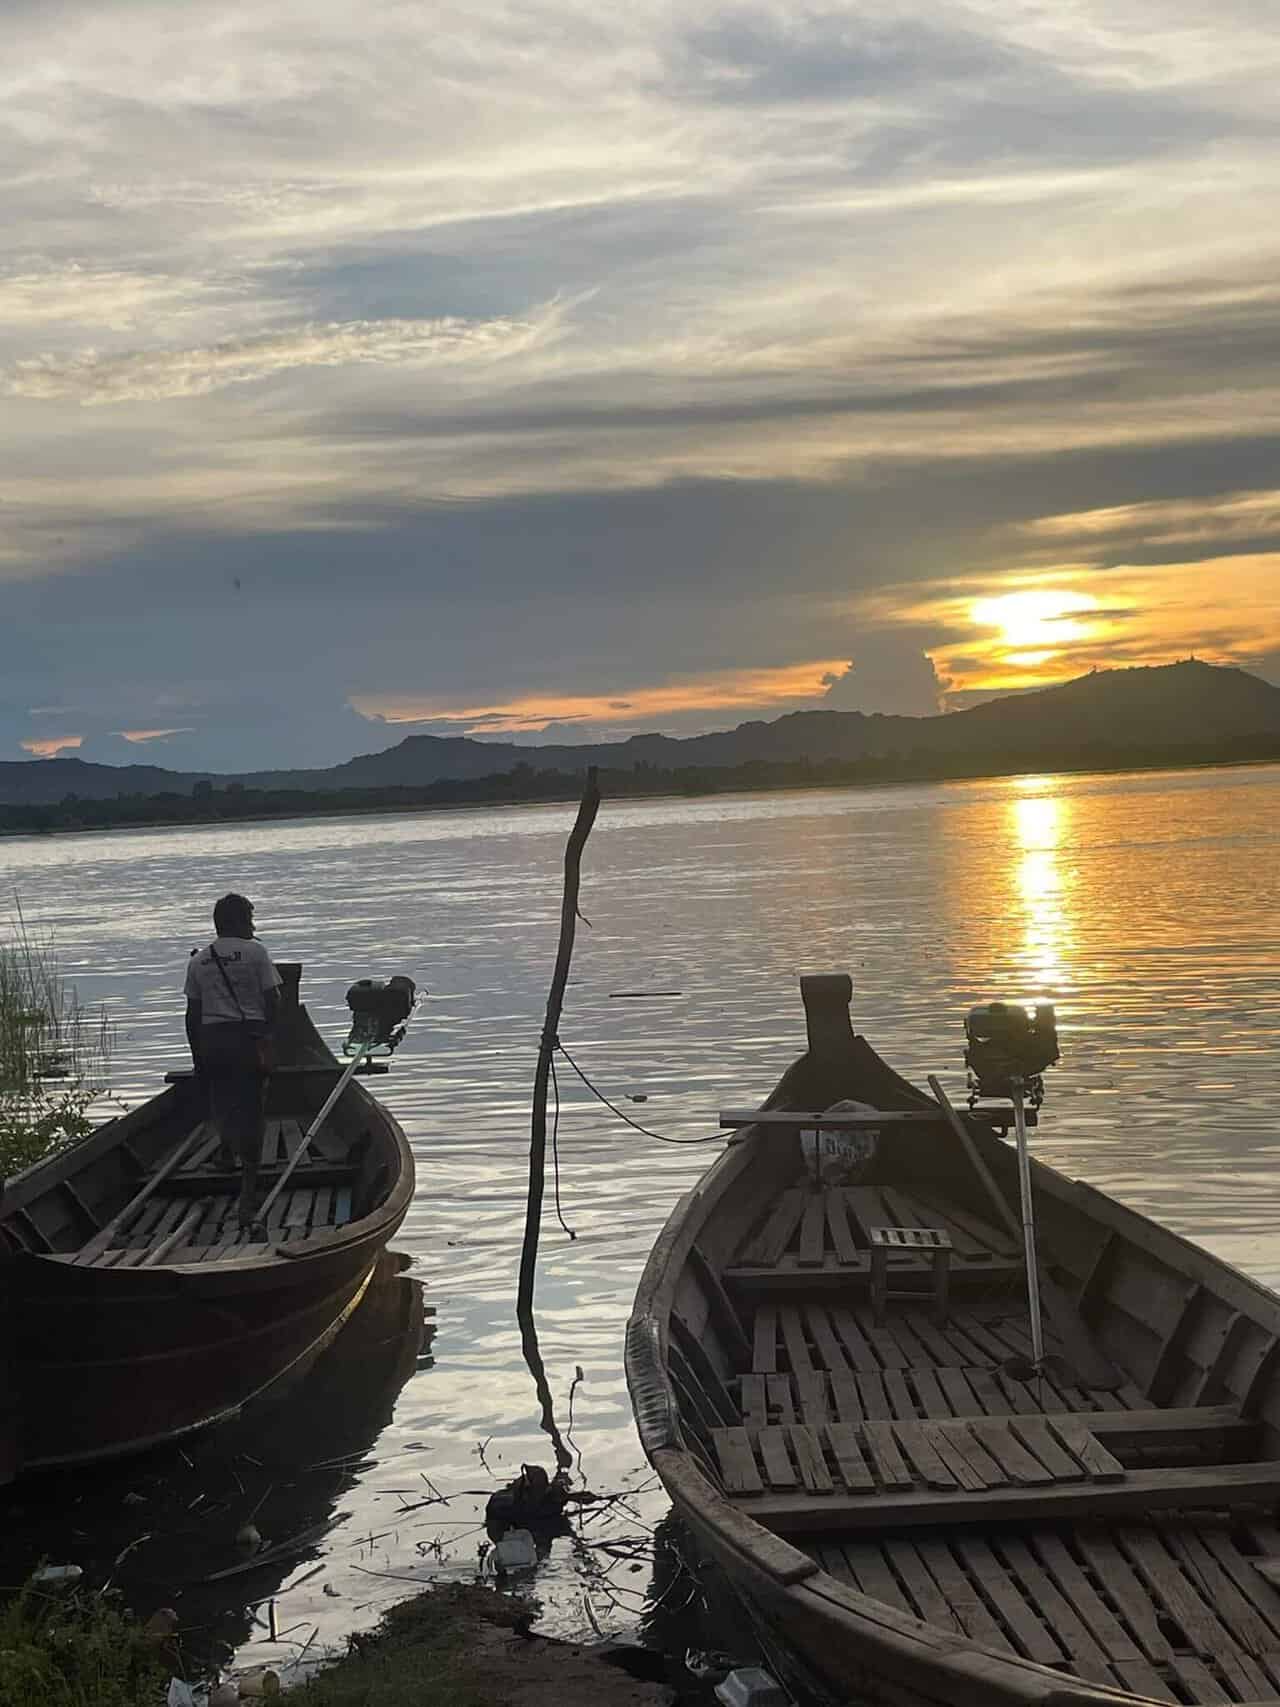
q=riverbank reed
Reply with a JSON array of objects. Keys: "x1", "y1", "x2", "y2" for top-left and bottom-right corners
[{"x1": 0, "y1": 901, "x2": 112, "y2": 1176}]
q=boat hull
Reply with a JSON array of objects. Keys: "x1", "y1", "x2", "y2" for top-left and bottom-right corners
[{"x1": 11, "y1": 1223, "x2": 399, "y2": 1468}]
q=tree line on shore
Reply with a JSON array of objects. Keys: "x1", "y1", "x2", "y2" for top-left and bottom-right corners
[{"x1": 3, "y1": 731, "x2": 1279, "y2": 835}]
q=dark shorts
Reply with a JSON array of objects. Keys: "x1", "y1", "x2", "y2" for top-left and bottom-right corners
[{"x1": 200, "y1": 1022, "x2": 266, "y2": 1158}]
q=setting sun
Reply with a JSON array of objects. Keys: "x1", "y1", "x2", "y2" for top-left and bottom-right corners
[{"x1": 970, "y1": 589, "x2": 1098, "y2": 652}]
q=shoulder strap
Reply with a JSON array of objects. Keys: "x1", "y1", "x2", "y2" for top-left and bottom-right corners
[{"x1": 208, "y1": 944, "x2": 248, "y2": 1020}]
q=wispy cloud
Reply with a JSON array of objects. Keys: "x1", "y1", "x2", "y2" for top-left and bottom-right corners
[{"x1": 7, "y1": 309, "x2": 553, "y2": 404}]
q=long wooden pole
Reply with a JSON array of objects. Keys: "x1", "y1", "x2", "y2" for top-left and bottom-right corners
[{"x1": 517, "y1": 768, "x2": 601, "y2": 1470}]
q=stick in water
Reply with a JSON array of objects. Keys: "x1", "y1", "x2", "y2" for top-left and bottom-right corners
[{"x1": 517, "y1": 767, "x2": 601, "y2": 1471}]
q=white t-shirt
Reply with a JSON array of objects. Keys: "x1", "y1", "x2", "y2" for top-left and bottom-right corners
[{"x1": 184, "y1": 937, "x2": 282, "y2": 1025}]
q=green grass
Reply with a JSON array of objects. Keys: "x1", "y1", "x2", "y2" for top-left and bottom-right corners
[
  {"x1": 291, "y1": 1584, "x2": 532, "y2": 1707},
  {"x1": 0, "y1": 1583, "x2": 168, "y2": 1707},
  {"x1": 0, "y1": 901, "x2": 111, "y2": 1177}
]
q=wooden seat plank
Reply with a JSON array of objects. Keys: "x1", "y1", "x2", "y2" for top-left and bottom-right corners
[
  {"x1": 1168, "y1": 1657, "x2": 1228, "y2": 1703},
  {"x1": 740, "y1": 1372, "x2": 767, "y2": 1428},
  {"x1": 969, "y1": 1419, "x2": 1056, "y2": 1485},
  {"x1": 797, "y1": 1195, "x2": 825, "y2": 1266},
  {"x1": 196, "y1": 1194, "x2": 234, "y2": 1245},
  {"x1": 1117, "y1": 1527, "x2": 1246, "y2": 1658},
  {"x1": 712, "y1": 1428, "x2": 764, "y2": 1494},
  {"x1": 909, "y1": 1370, "x2": 950, "y2": 1419},
  {"x1": 936, "y1": 1368, "x2": 984, "y2": 1417},
  {"x1": 844, "y1": 1186, "x2": 894, "y2": 1241},
  {"x1": 921, "y1": 1424, "x2": 989, "y2": 1491},
  {"x1": 148, "y1": 1197, "x2": 190, "y2": 1242},
  {"x1": 1075, "y1": 1530, "x2": 1175, "y2": 1665},
  {"x1": 914, "y1": 1538, "x2": 1015, "y2": 1652},
  {"x1": 741, "y1": 1190, "x2": 805, "y2": 1266},
  {"x1": 887, "y1": 1190, "x2": 984, "y2": 1258},
  {"x1": 1049, "y1": 1419, "x2": 1126, "y2": 1482},
  {"x1": 281, "y1": 1118, "x2": 307, "y2": 1158},
  {"x1": 1010, "y1": 1416, "x2": 1087, "y2": 1482},
  {"x1": 881, "y1": 1315, "x2": 936, "y2": 1371},
  {"x1": 991, "y1": 1369, "x2": 1049, "y2": 1416},
  {"x1": 954, "y1": 1537, "x2": 1065, "y2": 1665},
  {"x1": 953, "y1": 1311, "x2": 1022, "y2": 1363},
  {"x1": 283, "y1": 1188, "x2": 315, "y2": 1236},
  {"x1": 877, "y1": 1186, "x2": 928, "y2": 1231},
  {"x1": 825, "y1": 1188, "x2": 858, "y2": 1264},
  {"x1": 795, "y1": 1371, "x2": 830, "y2": 1425},
  {"x1": 852, "y1": 1307, "x2": 909, "y2": 1371},
  {"x1": 758, "y1": 1427, "x2": 796, "y2": 1489},
  {"x1": 840, "y1": 1541, "x2": 913, "y2": 1616},
  {"x1": 825, "y1": 1423, "x2": 875, "y2": 1491},
  {"x1": 1112, "y1": 1663, "x2": 1176, "y2": 1702},
  {"x1": 739, "y1": 1461, "x2": 1280, "y2": 1531},
  {"x1": 884, "y1": 1370, "x2": 916, "y2": 1420},
  {"x1": 1164, "y1": 1526, "x2": 1277, "y2": 1657},
  {"x1": 893, "y1": 1421, "x2": 957, "y2": 1490},
  {"x1": 861, "y1": 1421, "x2": 913, "y2": 1490},
  {"x1": 260, "y1": 1124, "x2": 282, "y2": 1167},
  {"x1": 830, "y1": 1307, "x2": 881, "y2": 1374},
  {"x1": 997, "y1": 1537, "x2": 1116, "y2": 1683},
  {"x1": 899, "y1": 1313, "x2": 963, "y2": 1367},
  {"x1": 1198, "y1": 1526, "x2": 1280, "y2": 1641},
  {"x1": 910, "y1": 1188, "x2": 1019, "y2": 1258},
  {"x1": 936, "y1": 1421, "x2": 1008, "y2": 1486},
  {"x1": 1030, "y1": 1531, "x2": 1149, "y2": 1667},
  {"x1": 934, "y1": 1322, "x2": 996, "y2": 1368},
  {"x1": 883, "y1": 1538, "x2": 962, "y2": 1632},
  {"x1": 805, "y1": 1305, "x2": 850, "y2": 1374},
  {"x1": 963, "y1": 1368, "x2": 1011, "y2": 1415},
  {"x1": 788, "y1": 1425, "x2": 834, "y2": 1493},
  {"x1": 766, "y1": 1374, "x2": 796, "y2": 1423},
  {"x1": 814, "y1": 1542, "x2": 859, "y2": 1590},
  {"x1": 854, "y1": 1374, "x2": 893, "y2": 1421},
  {"x1": 753, "y1": 1305, "x2": 778, "y2": 1374},
  {"x1": 829, "y1": 1373, "x2": 863, "y2": 1423},
  {"x1": 780, "y1": 1305, "x2": 812, "y2": 1374}
]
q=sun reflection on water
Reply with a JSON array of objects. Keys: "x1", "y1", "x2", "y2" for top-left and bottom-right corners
[{"x1": 1010, "y1": 779, "x2": 1076, "y2": 996}]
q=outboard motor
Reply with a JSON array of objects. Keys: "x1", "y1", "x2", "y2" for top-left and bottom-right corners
[
  {"x1": 965, "y1": 1000, "x2": 1058, "y2": 1107},
  {"x1": 344, "y1": 975, "x2": 417, "y2": 1058}
]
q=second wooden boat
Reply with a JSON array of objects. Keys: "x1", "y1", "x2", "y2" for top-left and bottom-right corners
[
  {"x1": 0, "y1": 963, "x2": 415, "y2": 1483},
  {"x1": 627, "y1": 974, "x2": 1280, "y2": 1706}
]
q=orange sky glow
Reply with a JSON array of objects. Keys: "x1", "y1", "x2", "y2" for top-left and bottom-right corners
[{"x1": 354, "y1": 658, "x2": 852, "y2": 734}]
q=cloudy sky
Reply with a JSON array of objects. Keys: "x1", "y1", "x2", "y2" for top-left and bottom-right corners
[{"x1": 4, "y1": 0, "x2": 1280, "y2": 770}]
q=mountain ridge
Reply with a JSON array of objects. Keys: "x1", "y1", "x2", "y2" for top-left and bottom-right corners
[{"x1": 3, "y1": 661, "x2": 1278, "y2": 806}]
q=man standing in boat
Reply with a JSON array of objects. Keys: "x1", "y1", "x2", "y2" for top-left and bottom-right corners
[{"x1": 184, "y1": 894, "x2": 282, "y2": 1229}]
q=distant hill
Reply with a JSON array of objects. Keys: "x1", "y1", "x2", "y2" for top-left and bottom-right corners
[{"x1": 3, "y1": 661, "x2": 1278, "y2": 806}]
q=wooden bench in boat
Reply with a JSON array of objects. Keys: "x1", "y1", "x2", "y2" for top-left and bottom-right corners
[
  {"x1": 725, "y1": 1184, "x2": 1022, "y2": 1293},
  {"x1": 710, "y1": 1409, "x2": 1280, "y2": 1533}
]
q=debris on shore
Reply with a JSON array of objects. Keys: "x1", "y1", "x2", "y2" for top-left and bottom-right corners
[{"x1": 285, "y1": 1581, "x2": 675, "y2": 1706}]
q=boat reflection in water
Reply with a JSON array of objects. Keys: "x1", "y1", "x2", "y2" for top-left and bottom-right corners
[{"x1": 0, "y1": 1252, "x2": 430, "y2": 1669}]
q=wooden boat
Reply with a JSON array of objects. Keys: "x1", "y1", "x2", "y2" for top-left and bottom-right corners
[
  {"x1": 0, "y1": 963, "x2": 415, "y2": 1484},
  {"x1": 627, "y1": 974, "x2": 1280, "y2": 1706}
]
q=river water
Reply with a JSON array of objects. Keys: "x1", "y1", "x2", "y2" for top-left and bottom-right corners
[{"x1": 1, "y1": 763, "x2": 1278, "y2": 1685}]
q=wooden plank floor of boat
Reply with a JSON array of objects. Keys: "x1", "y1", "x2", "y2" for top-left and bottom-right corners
[
  {"x1": 701, "y1": 1181, "x2": 1280, "y2": 1703},
  {"x1": 84, "y1": 1119, "x2": 359, "y2": 1267}
]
